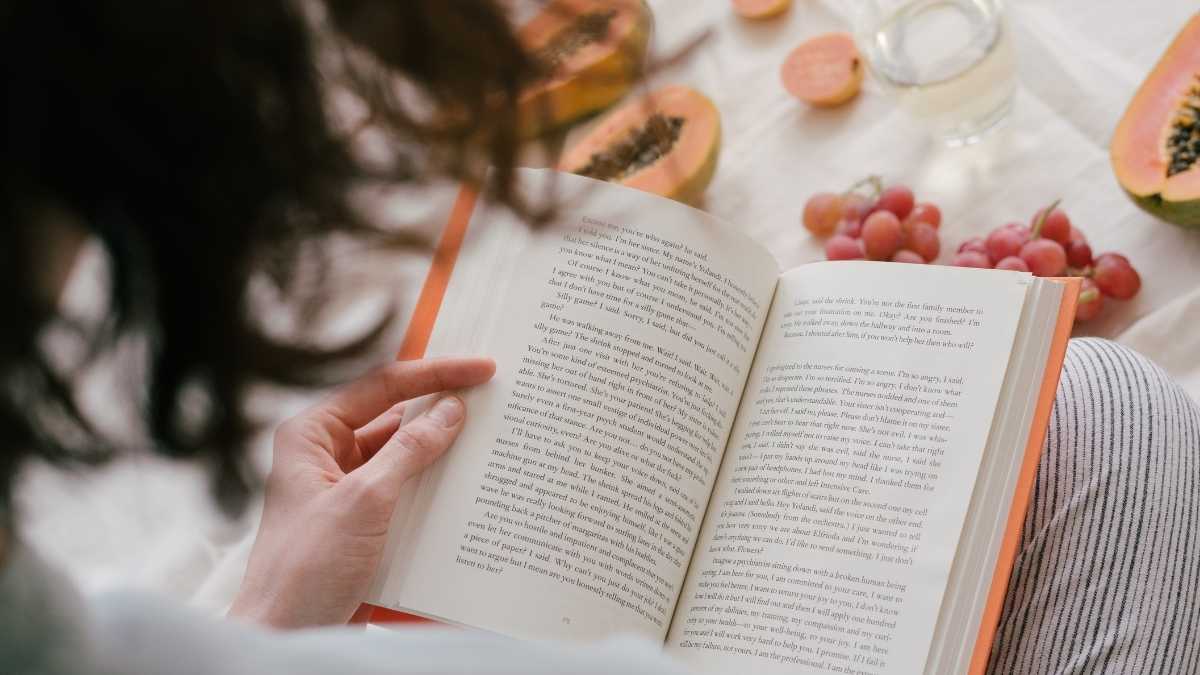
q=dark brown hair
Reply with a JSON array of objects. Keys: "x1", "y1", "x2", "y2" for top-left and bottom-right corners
[{"x1": 0, "y1": 0, "x2": 545, "y2": 519}]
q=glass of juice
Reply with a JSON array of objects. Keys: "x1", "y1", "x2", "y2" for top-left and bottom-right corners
[{"x1": 853, "y1": 0, "x2": 1017, "y2": 146}]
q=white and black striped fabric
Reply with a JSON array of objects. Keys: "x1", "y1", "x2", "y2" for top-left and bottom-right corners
[{"x1": 988, "y1": 338, "x2": 1200, "y2": 674}]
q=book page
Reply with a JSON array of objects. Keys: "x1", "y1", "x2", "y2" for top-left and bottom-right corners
[
  {"x1": 666, "y1": 261, "x2": 1031, "y2": 674},
  {"x1": 367, "y1": 170, "x2": 780, "y2": 643}
]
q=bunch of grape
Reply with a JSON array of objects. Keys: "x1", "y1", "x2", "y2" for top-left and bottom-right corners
[
  {"x1": 803, "y1": 177, "x2": 943, "y2": 264},
  {"x1": 953, "y1": 201, "x2": 1142, "y2": 321}
]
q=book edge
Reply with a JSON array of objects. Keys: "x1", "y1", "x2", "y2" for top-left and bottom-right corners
[
  {"x1": 396, "y1": 186, "x2": 480, "y2": 361},
  {"x1": 965, "y1": 276, "x2": 1081, "y2": 674},
  {"x1": 367, "y1": 183, "x2": 479, "y2": 625}
]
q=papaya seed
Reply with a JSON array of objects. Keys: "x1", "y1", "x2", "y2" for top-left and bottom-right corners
[
  {"x1": 1166, "y1": 81, "x2": 1200, "y2": 176},
  {"x1": 534, "y1": 10, "x2": 618, "y2": 73},
  {"x1": 576, "y1": 113, "x2": 685, "y2": 182}
]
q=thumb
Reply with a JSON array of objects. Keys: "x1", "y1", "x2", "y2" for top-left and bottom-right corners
[{"x1": 350, "y1": 394, "x2": 467, "y2": 498}]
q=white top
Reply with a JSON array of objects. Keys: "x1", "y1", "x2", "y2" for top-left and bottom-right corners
[{"x1": 0, "y1": 542, "x2": 689, "y2": 675}]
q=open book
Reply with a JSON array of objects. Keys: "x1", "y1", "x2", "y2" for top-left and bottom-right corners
[{"x1": 366, "y1": 169, "x2": 1079, "y2": 675}]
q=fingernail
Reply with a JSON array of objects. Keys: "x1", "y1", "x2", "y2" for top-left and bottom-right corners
[{"x1": 428, "y1": 395, "x2": 464, "y2": 427}]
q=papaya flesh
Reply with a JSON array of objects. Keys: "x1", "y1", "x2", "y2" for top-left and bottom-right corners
[
  {"x1": 1111, "y1": 12, "x2": 1200, "y2": 228},
  {"x1": 516, "y1": 0, "x2": 652, "y2": 138},
  {"x1": 559, "y1": 85, "x2": 721, "y2": 204},
  {"x1": 732, "y1": 0, "x2": 792, "y2": 21}
]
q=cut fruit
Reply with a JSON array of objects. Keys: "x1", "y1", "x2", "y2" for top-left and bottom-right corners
[
  {"x1": 560, "y1": 85, "x2": 721, "y2": 203},
  {"x1": 516, "y1": 0, "x2": 653, "y2": 138},
  {"x1": 732, "y1": 0, "x2": 791, "y2": 20},
  {"x1": 1111, "y1": 12, "x2": 1200, "y2": 227},
  {"x1": 780, "y1": 33, "x2": 863, "y2": 107}
]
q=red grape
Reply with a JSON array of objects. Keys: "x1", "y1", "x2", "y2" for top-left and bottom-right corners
[
  {"x1": 953, "y1": 251, "x2": 991, "y2": 268},
  {"x1": 1034, "y1": 207, "x2": 1071, "y2": 244},
  {"x1": 1008, "y1": 223, "x2": 1033, "y2": 238},
  {"x1": 907, "y1": 222, "x2": 940, "y2": 262},
  {"x1": 838, "y1": 218, "x2": 863, "y2": 238},
  {"x1": 1068, "y1": 226, "x2": 1087, "y2": 244},
  {"x1": 877, "y1": 185, "x2": 915, "y2": 220},
  {"x1": 906, "y1": 202, "x2": 942, "y2": 229},
  {"x1": 986, "y1": 226, "x2": 1030, "y2": 264},
  {"x1": 892, "y1": 249, "x2": 925, "y2": 264},
  {"x1": 1075, "y1": 278, "x2": 1104, "y2": 321},
  {"x1": 803, "y1": 192, "x2": 844, "y2": 237},
  {"x1": 842, "y1": 193, "x2": 874, "y2": 226},
  {"x1": 995, "y1": 256, "x2": 1030, "y2": 272},
  {"x1": 1066, "y1": 240, "x2": 1093, "y2": 268},
  {"x1": 862, "y1": 211, "x2": 904, "y2": 260},
  {"x1": 826, "y1": 234, "x2": 865, "y2": 260},
  {"x1": 1092, "y1": 253, "x2": 1141, "y2": 300},
  {"x1": 1019, "y1": 239, "x2": 1068, "y2": 277},
  {"x1": 958, "y1": 237, "x2": 987, "y2": 254}
]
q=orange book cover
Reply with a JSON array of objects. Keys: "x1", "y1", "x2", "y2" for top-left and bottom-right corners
[{"x1": 365, "y1": 185, "x2": 1082, "y2": 667}]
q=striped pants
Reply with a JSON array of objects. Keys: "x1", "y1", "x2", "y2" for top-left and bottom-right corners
[{"x1": 988, "y1": 338, "x2": 1200, "y2": 674}]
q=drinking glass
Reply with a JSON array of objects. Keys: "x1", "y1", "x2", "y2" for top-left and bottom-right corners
[{"x1": 852, "y1": 0, "x2": 1017, "y2": 146}]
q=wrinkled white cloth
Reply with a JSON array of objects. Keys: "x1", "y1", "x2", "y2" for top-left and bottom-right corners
[{"x1": 15, "y1": 0, "x2": 1200, "y2": 635}]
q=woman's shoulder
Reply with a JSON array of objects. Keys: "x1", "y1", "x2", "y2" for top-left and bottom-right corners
[
  {"x1": 1, "y1": 539, "x2": 686, "y2": 675},
  {"x1": 0, "y1": 537, "x2": 103, "y2": 675}
]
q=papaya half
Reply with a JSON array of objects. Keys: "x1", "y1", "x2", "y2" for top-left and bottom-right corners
[
  {"x1": 1111, "y1": 12, "x2": 1200, "y2": 228},
  {"x1": 560, "y1": 85, "x2": 721, "y2": 204},
  {"x1": 517, "y1": 0, "x2": 652, "y2": 138}
]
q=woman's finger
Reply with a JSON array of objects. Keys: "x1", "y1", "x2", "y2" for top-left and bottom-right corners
[
  {"x1": 349, "y1": 394, "x2": 467, "y2": 499},
  {"x1": 323, "y1": 402, "x2": 407, "y2": 473},
  {"x1": 315, "y1": 356, "x2": 495, "y2": 430},
  {"x1": 353, "y1": 401, "x2": 406, "y2": 461}
]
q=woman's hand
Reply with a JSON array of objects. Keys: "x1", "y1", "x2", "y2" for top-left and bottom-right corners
[{"x1": 229, "y1": 356, "x2": 496, "y2": 629}]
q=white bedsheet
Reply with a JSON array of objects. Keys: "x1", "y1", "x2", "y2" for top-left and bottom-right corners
[{"x1": 18, "y1": 0, "x2": 1200, "y2": 614}]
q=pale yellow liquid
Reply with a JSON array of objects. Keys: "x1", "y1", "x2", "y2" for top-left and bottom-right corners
[{"x1": 862, "y1": 0, "x2": 1017, "y2": 144}]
